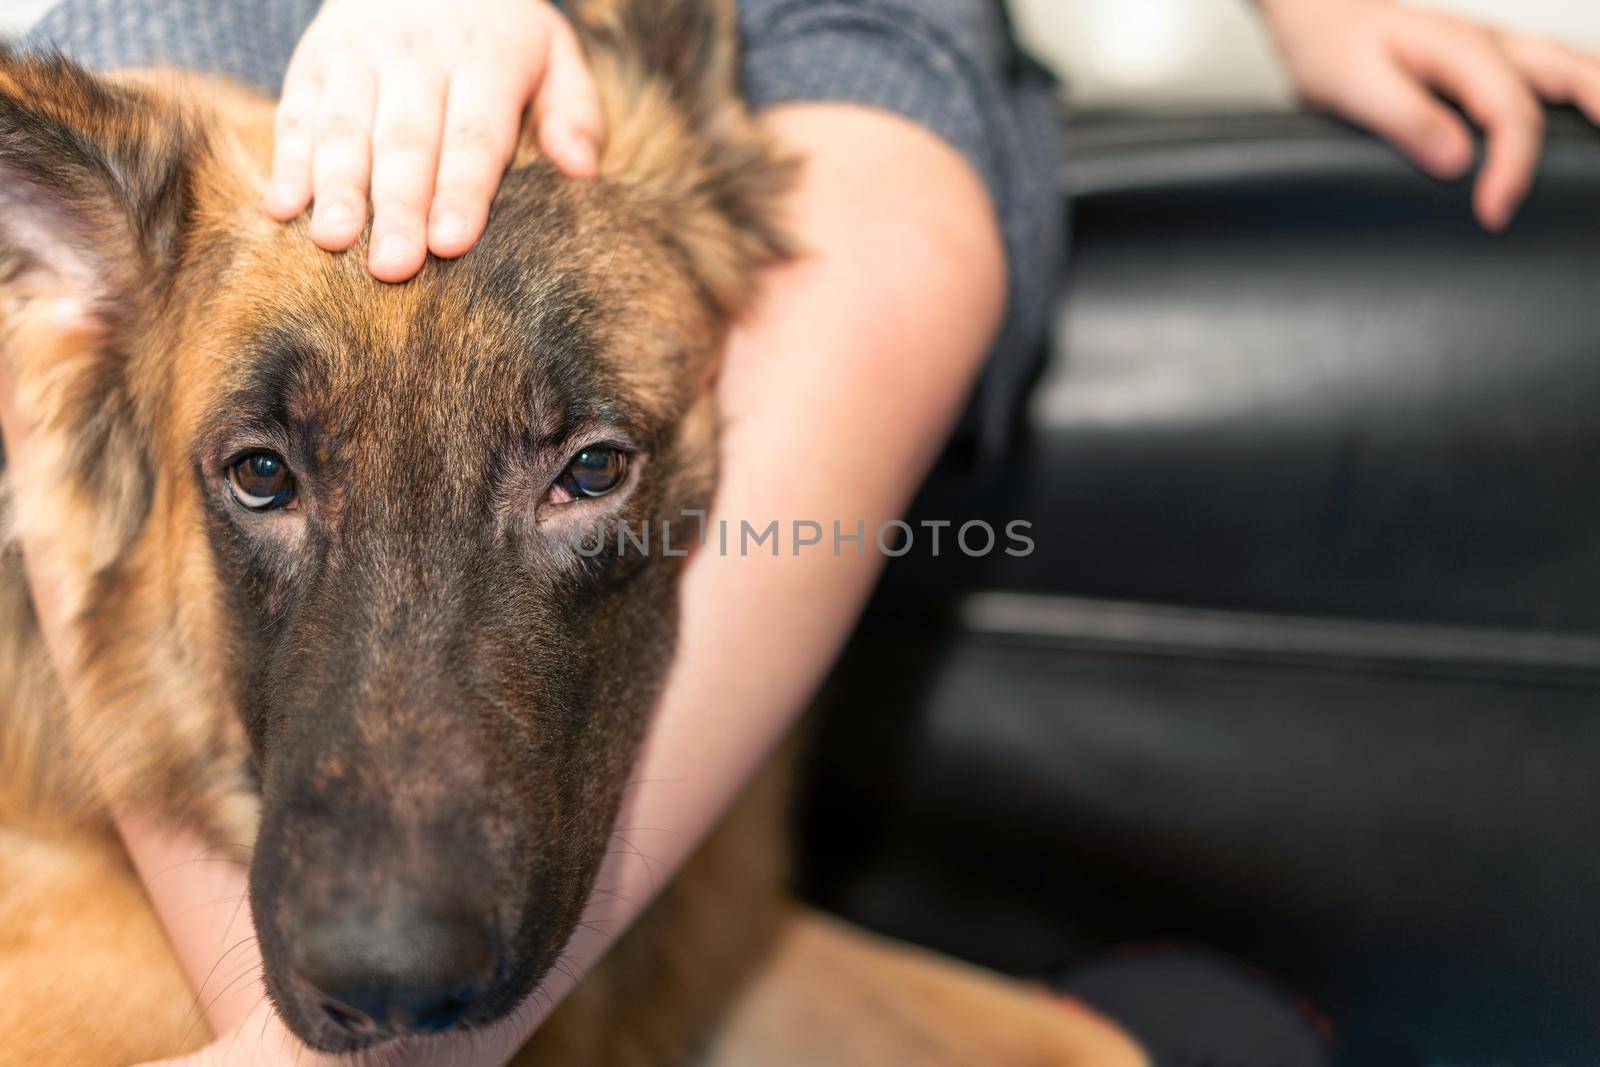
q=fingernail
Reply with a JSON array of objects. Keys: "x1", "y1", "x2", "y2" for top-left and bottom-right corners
[
  {"x1": 376, "y1": 233, "x2": 415, "y2": 264},
  {"x1": 562, "y1": 127, "x2": 599, "y2": 177},
  {"x1": 433, "y1": 212, "x2": 468, "y2": 243},
  {"x1": 267, "y1": 180, "x2": 298, "y2": 206},
  {"x1": 318, "y1": 201, "x2": 355, "y2": 229}
]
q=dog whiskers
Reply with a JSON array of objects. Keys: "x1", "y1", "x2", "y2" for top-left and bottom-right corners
[
  {"x1": 180, "y1": 958, "x2": 264, "y2": 1052},
  {"x1": 179, "y1": 933, "x2": 261, "y2": 1039}
]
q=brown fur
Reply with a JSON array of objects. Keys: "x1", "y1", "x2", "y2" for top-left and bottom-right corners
[{"x1": 0, "y1": 2, "x2": 1143, "y2": 1064}]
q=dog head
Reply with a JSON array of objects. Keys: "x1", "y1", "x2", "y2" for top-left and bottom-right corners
[{"x1": 0, "y1": 0, "x2": 788, "y2": 1050}]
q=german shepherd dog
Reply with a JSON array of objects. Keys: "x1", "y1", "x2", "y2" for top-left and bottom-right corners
[{"x1": 0, "y1": 1, "x2": 1133, "y2": 1063}]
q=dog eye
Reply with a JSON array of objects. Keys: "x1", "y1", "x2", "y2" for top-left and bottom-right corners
[
  {"x1": 226, "y1": 452, "x2": 296, "y2": 511},
  {"x1": 550, "y1": 446, "x2": 628, "y2": 504}
]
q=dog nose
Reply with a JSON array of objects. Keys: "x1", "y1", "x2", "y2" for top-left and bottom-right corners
[{"x1": 292, "y1": 908, "x2": 497, "y2": 1036}]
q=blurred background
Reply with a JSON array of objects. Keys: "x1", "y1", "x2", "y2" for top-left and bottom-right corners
[{"x1": 0, "y1": 0, "x2": 52, "y2": 35}]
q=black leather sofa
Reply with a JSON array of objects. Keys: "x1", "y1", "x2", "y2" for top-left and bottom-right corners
[{"x1": 800, "y1": 109, "x2": 1600, "y2": 1066}]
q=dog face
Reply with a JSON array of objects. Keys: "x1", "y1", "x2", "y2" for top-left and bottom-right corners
[
  {"x1": 0, "y1": 0, "x2": 787, "y2": 1051},
  {"x1": 214, "y1": 163, "x2": 726, "y2": 1047}
]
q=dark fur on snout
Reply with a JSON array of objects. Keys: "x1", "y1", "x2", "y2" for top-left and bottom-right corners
[{"x1": 0, "y1": 0, "x2": 791, "y2": 1053}]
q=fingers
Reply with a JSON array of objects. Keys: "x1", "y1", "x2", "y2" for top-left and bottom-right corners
[
  {"x1": 265, "y1": 54, "x2": 319, "y2": 220},
  {"x1": 1501, "y1": 34, "x2": 1600, "y2": 126},
  {"x1": 130, "y1": 1001, "x2": 339, "y2": 1067},
  {"x1": 266, "y1": 5, "x2": 607, "y2": 276},
  {"x1": 307, "y1": 63, "x2": 377, "y2": 250},
  {"x1": 368, "y1": 66, "x2": 447, "y2": 281},
  {"x1": 1329, "y1": 56, "x2": 1475, "y2": 180},
  {"x1": 1394, "y1": 24, "x2": 1545, "y2": 231},
  {"x1": 428, "y1": 71, "x2": 523, "y2": 258},
  {"x1": 534, "y1": 20, "x2": 604, "y2": 179}
]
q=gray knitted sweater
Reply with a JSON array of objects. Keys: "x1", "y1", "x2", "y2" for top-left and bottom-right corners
[{"x1": 22, "y1": 0, "x2": 1063, "y2": 448}]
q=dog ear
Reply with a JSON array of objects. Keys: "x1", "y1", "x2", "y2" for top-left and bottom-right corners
[
  {"x1": 568, "y1": 0, "x2": 795, "y2": 314},
  {"x1": 0, "y1": 47, "x2": 207, "y2": 575},
  {"x1": 0, "y1": 52, "x2": 265, "y2": 832},
  {"x1": 0, "y1": 48, "x2": 203, "y2": 316}
]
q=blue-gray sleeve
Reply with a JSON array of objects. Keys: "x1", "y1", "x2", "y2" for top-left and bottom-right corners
[
  {"x1": 22, "y1": 0, "x2": 1063, "y2": 449},
  {"x1": 737, "y1": 0, "x2": 1065, "y2": 449},
  {"x1": 21, "y1": 0, "x2": 317, "y2": 93}
]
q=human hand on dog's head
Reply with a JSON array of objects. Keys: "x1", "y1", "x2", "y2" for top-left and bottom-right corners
[
  {"x1": 1256, "y1": 0, "x2": 1600, "y2": 232},
  {"x1": 264, "y1": 0, "x2": 605, "y2": 283}
]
